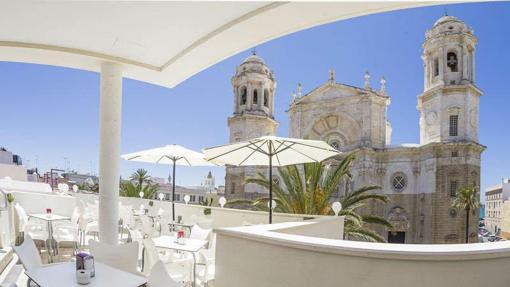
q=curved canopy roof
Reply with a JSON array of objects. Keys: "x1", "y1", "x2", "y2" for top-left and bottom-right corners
[{"x1": 0, "y1": 1, "x2": 444, "y2": 88}]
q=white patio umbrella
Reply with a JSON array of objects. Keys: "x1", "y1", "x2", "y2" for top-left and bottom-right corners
[
  {"x1": 121, "y1": 144, "x2": 214, "y2": 221},
  {"x1": 203, "y1": 136, "x2": 340, "y2": 223}
]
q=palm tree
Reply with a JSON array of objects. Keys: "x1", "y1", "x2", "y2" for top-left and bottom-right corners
[
  {"x1": 120, "y1": 169, "x2": 159, "y2": 199},
  {"x1": 234, "y1": 153, "x2": 392, "y2": 242},
  {"x1": 452, "y1": 186, "x2": 480, "y2": 243}
]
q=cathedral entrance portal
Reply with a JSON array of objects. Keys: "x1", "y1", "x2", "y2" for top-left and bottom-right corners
[
  {"x1": 388, "y1": 231, "x2": 406, "y2": 243},
  {"x1": 387, "y1": 206, "x2": 409, "y2": 244}
]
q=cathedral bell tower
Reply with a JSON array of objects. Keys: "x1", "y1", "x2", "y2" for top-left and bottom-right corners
[
  {"x1": 226, "y1": 53, "x2": 278, "y2": 198},
  {"x1": 418, "y1": 15, "x2": 482, "y2": 145},
  {"x1": 419, "y1": 15, "x2": 484, "y2": 244}
]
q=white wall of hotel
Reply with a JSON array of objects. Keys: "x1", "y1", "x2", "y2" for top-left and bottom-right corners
[
  {"x1": 215, "y1": 223, "x2": 510, "y2": 287},
  {"x1": 0, "y1": 164, "x2": 27, "y2": 181}
]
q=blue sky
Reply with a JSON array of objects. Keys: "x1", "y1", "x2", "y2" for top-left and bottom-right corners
[{"x1": 0, "y1": 2, "x2": 509, "y2": 196}]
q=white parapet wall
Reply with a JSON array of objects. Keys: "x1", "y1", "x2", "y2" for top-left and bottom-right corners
[
  {"x1": 8, "y1": 191, "x2": 316, "y2": 229},
  {"x1": 215, "y1": 220, "x2": 510, "y2": 287}
]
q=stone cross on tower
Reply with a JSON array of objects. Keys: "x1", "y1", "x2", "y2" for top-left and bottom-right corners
[
  {"x1": 291, "y1": 91, "x2": 297, "y2": 103},
  {"x1": 328, "y1": 68, "x2": 335, "y2": 83},
  {"x1": 297, "y1": 83, "x2": 302, "y2": 97},
  {"x1": 380, "y1": 77, "x2": 386, "y2": 94},
  {"x1": 364, "y1": 71, "x2": 371, "y2": 89}
]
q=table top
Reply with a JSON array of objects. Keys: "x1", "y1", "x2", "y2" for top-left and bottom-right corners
[
  {"x1": 153, "y1": 235, "x2": 207, "y2": 253},
  {"x1": 25, "y1": 261, "x2": 147, "y2": 287},
  {"x1": 29, "y1": 213, "x2": 70, "y2": 222}
]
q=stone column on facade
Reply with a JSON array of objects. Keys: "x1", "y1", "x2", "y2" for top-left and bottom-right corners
[
  {"x1": 247, "y1": 82, "x2": 253, "y2": 111},
  {"x1": 462, "y1": 43, "x2": 468, "y2": 81},
  {"x1": 424, "y1": 56, "x2": 429, "y2": 88},
  {"x1": 257, "y1": 84, "x2": 263, "y2": 110},
  {"x1": 472, "y1": 51, "x2": 476, "y2": 82},
  {"x1": 234, "y1": 86, "x2": 239, "y2": 114},
  {"x1": 438, "y1": 47, "x2": 445, "y2": 84}
]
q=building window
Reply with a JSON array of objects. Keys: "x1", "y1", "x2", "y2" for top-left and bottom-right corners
[
  {"x1": 329, "y1": 140, "x2": 340, "y2": 150},
  {"x1": 231, "y1": 183, "x2": 236, "y2": 194},
  {"x1": 451, "y1": 150, "x2": 458, "y2": 157},
  {"x1": 264, "y1": 89, "x2": 269, "y2": 107},
  {"x1": 253, "y1": 89, "x2": 258, "y2": 104},
  {"x1": 434, "y1": 58, "x2": 439, "y2": 77},
  {"x1": 450, "y1": 180, "x2": 458, "y2": 197},
  {"x1": 240, "y1": 87, "x2": 247, "y2": 105},
  {"x1": 447, "y1": 52, "x2": 458, "y2": 72},
  {"x1": 190, "y1": 195, "x2": 196, "y2": 202},
  {"x1": 391, "y1": 173, "x2": 407, "y2": 192},
  {"x1": 198, "y1": 196, "x2": 204, "y2": 203},
  {"x1": 449, "y1": 115, "x2": 458, "y2": 136}
]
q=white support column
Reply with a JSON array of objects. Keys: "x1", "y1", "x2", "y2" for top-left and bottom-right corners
[{"x1": 98, "y1": 62, "x2": 123, "y2": 244}]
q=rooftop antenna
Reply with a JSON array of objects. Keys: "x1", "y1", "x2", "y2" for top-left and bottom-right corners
[{"x1": 444, "y1": 7, "x2": 448, "y2": 16}]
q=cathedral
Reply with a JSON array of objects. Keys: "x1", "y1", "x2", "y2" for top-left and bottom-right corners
[{"x1": 225, "y1": 15, "x2": 484, "y2": 244}]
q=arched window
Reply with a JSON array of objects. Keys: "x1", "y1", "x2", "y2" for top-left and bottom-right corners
[
  {"x1": 264, "y1": 89, "x2": 269, "y2": 107},
  {"x1": 447, "y1": 52, "x2": 458, "y2": 72},
  {"x1": 240, "y1": 87, "x2": 247, "y2": 105},
  {"x1": 253, "y1": 89, "x2": 258, "y2": 105}
]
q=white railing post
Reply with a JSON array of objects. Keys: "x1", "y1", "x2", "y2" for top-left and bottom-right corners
[{"x1": 98, "y1": 62, "x2": 122, "y2": 244}]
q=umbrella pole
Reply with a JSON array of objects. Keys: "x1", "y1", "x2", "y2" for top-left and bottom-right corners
[{"x1": 172, "y1": 159, "x2": 176, "y2": 222}]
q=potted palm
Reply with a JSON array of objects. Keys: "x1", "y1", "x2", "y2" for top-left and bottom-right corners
[{"x1": 199, "y1": 197, "x2": 213, "y2": 216}]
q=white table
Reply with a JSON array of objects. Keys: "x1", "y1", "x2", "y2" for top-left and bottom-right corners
[
  {"x1": 29, "y1": 213, "x2": 70, "y2": 263},
  {"x1": 25, "y1": 261, "x2": 147, "y2": 287},
  {"x1": 153, "y1": 235, "x2": 208, "y2": 287}
]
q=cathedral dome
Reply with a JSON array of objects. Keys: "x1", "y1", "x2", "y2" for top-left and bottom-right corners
[
  {"x1": 242, "y1": 53, "x2": 266, "y2": 65},
  {"x1": 426, "y1": 15, "x2": 472, "y2": 40},
  {"x1": 433, "y1": 15, "x2": 462, "y2": 27},
  {"x1": 234, "y1": 52, "x2": 274, "y2": 80}
]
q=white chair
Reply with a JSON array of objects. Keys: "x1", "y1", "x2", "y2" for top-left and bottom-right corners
[
  {"x1": 189, "y1": 225, "x2": 212, "y2": 242},
  {"x1": 142, "y1": 238, "x2": 160, "y2": 275},
  {"x1": 142, "y1": 239, "x2": 188, "y2": 282},
  {"x1": 199, "y1": 233, "x2": 216, "y2": 262},
  {"x1": 88, "y1": 239, "x2": 140, "y2": 275},
  {"x1": 148, "y1": 261, "x2": 183, "y2": 287},
  {"x1": 13, "y1": 235, "x2": 42, "y2": 271},
  {"x1": 13, "y1": 235, "x2": 42, "y2": 287},
  {"x1": 140, "y1": 215, "x2": 158, "y2": 238},
  {"x1": 54, "y1": 225, "x2": 79, "y2": 260},
  {"x1": 13, "y1": 204, "x2": 46, "y2": 251},
  {"x1": 195, "y1": 252, "x2": 215, "y2": 287},
  {"x1": 196, "y1": 216, "x2": 213, "y2": 229}
]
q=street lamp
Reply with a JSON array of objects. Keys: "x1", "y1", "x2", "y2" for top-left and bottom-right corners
[
  {"x1": 332, "y1": 201, "x2": 342, "y2": 216},
  {"x1": 139, "y1": 191, "x2": 144, "y2": 199},
  {"x1": 158, "y1": 193, "x2": 164, "y2": 201},
  {"x1": 184, "y1": 194, "x2": 190, "y2": 205},
  {"x1": 267, "y1": 200, "x2": 277, "y2": 210},
  {"x1": 219, "y1": 196, "x2": 227, "y2": 208}
]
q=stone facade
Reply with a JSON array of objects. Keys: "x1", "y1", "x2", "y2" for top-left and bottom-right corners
[{"x1": 225, "y1": 15, "x2": 484, "y2": 243}]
